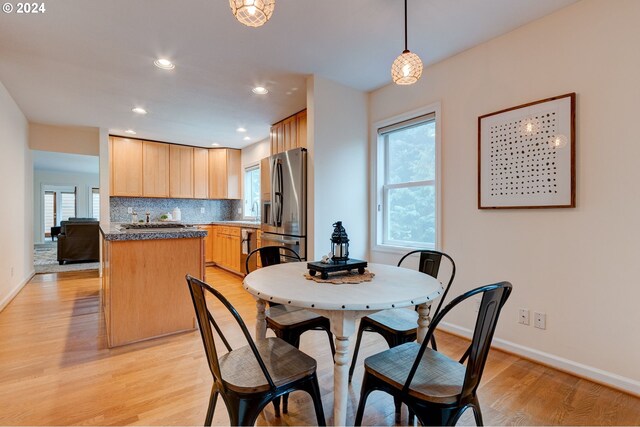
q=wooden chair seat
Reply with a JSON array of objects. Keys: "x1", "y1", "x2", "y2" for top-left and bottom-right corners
[
  {"x1": 220, "y1": 337, "x2": 316, "y2": 393},
  {"x1": 364, "y1": 342, "x2": 465, "y2": 404},
  {"x1": 365, "y1": 308, "x2": 418, "y2": 334},
  {"x1": 267, "y1": 305, "x2": 325, "y2": 328}
]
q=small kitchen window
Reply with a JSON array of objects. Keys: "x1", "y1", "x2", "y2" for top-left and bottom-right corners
[
  {"x1": 373, "y1": 104, "x2": 440, "y2": 252},
  {"x1": 243, "y1": 165, "x2": 260, "y2": 220}
]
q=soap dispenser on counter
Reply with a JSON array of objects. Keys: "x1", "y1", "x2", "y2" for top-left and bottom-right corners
[{"x1": 172, "y1": 207, "x2": 181, "y2": 222}]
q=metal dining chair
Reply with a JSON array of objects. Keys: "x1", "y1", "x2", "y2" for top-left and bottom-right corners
[
  {"x1": 354, "y1": 281, "x2": 513, "y2": 426},
  {"x1": 245, "y1": 246, "x2": 335, "y2": 416},
  {"x1": 186, "y1": 275, "x2": 326, "y2": 426},
  {"x1": 348, "y1": 250, "x2": 456, "y2": 375}
]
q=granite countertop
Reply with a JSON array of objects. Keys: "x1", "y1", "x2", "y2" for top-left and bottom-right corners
[{"x1": 100, "y1": 222, "x2": 208, "y2": 241}]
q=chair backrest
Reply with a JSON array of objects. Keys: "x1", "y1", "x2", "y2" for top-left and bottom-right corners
[
  {"x1": 186, "y1": 275, "x2": 276, "y2": 393},
  {"x1": 245, "y1": 246, "x2": 302, "y2": 275},
  {"x1": 398, "y1": 250, "x2": 456, "y2": 318},
  {"x1": 402, "y1": 282, "x2": 512, "y2": 402}
]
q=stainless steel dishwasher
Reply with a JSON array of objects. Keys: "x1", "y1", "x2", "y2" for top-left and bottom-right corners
[{"x1": 240, "y1": 228, "x2": 257, "y2": 274}]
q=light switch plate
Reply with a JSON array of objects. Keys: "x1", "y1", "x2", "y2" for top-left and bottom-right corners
[{"x1": 200, "y1": 207, "x2": 205, "y2": 213}]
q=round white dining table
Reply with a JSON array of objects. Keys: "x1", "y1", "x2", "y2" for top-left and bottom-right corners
[{"x1": 243, "y1": 262, "x2": 443, "y2": 426}]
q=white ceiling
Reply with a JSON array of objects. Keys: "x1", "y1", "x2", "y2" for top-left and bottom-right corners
[
  {"x1": 33, "y1": 150, "x2": 99, "y2": 174},
  {"x1": 0, "y1": 0, "x2": 578, "y2": 148}
]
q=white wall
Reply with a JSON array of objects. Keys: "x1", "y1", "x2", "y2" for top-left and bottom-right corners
[
  {"x1": 369, "y1": 0, "x2": 640, "y2": 393},
  {"x1": 33, "y1": 170, "x2": 100, "y2": 243},
  {"x1": 307, "y1": 76, "x2": 368, "y2": 260},
  {"x1": 98, "y1": 129, "x2": 109, "y2": 223},
  {"x1": 0, "y1": 80, "x2": 33, "y2": 311},
  {"x1": 240, "y1": 138, "x2": 270, "y2": 218},
  {"x1": 29, "y1": 123, "x2": 99, "y2": 156}
]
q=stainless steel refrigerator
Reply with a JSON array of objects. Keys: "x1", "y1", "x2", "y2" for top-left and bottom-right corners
[{"x1": 260, "y1": 147, "x2": 307, "y2": 259}]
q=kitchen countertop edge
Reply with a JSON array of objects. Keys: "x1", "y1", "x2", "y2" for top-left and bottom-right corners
[{"x1": 100, "y1": 222, "x2": 208, "y2": 241}]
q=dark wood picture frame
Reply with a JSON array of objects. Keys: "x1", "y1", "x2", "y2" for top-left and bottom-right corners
[{"x1": 478, "y1": 92, "x2": 576, "y2": 209}]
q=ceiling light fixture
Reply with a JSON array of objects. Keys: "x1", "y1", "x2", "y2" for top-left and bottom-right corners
[
  {"x1": 154, "y1": 58, "x2": 175, "y2": 70},
  {"x1": 252, "y1": 86, "x2": 268, "y2": 95},
  {"x1": 236, "y1": 127, "x2": 247, "y2": 133},
  {"x1": 391, "y1": 0, "x2": 423, "y2": 85},
  {"x1": 243, "y1": 136, "x2": 251, "y2": 141},
  {"x1": 211, "y1": 143, "x2": 220, "y2": 147},
  {"x1": 132, "y1": 107, "x2": 147, "y2": 115},
  {"x1": 124, "y1": 129, "x2": 137, "y2": 135},
  {"x1": 229, "y1": 0, "x2": 275, "y2": 28}
]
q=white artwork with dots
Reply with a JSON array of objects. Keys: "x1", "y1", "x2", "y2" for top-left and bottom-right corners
[{"x1": 479, "y1": 95, "x2": 574, "y2": 208}]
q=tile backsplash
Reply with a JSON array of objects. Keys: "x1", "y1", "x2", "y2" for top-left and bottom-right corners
[{"x1": 110, "y1": 197, "x2": 242, "y2": 224}]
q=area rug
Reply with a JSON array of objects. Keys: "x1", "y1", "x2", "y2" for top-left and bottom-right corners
[{"x1": 34, "y1": 243, "x2": 99, "y2": 274}]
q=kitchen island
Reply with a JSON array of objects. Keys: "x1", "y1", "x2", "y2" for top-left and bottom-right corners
[{"x1": 100, "y1": 222, "x2": 206, "y2": 347}]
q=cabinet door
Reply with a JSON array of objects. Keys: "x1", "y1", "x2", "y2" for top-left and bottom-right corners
[
  {"x1": 169, "y1": 145, "x2": 194, "y2": 198},
  {"x1": 296, "y1": 110, "x2": 307, "y2": 148},
  {"x1": 143, "y1": 141, "x2": 170, "y2": 197},
  {"x1": 226, "y1": 149, "x2": 241, "y2": 200},
  {"x1": 202, "y1": 226, "x2": 214, "y2": 263},
  {"x1": 193, "y1": 148, "x2": 209, "y2": 199},
  {"x1": 270, "y1": 123, "x2": 280, "y2": 155},
  {"x1": 231, "y1": 234, "x2": 241, "y2": 273},
  {"x1": 276, "y1": 122, "x2": 285, "y2": 154},
  {"x1": 283, "y1": 116, "x2": 297, "y2": 151},
  {"x1": 208, "y1": 149, "x2": 227, "y2": 199},
  {"x1": 212, "y1": 226, "x2": 222, "y2": 264},
  {"x1": 111, "y1": 137, "x2": 143, "y2": 196}
]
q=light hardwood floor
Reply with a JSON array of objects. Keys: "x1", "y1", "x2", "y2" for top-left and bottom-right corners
[{"x1": 0, "y1": 268, "x2": 638, "y2": 426}]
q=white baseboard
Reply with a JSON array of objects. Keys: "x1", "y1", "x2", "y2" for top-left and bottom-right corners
[
  {"x1": 439, "y1": 321, "x2": 640, "y2": 397},
  {"x1": 0, "y1": 269, "x2": 35, "y2": 312}
]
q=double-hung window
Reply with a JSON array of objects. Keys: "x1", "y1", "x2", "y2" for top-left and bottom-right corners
[
  {"x1": 374, "y1": 107, "x2": 439, "y2": 250},
  {"x1": 243, "y1": 165, "x2": 260, "y2": 220}
]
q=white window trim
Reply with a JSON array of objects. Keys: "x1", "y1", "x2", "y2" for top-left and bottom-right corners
[
  {"x1": 243, "y1": 163, "x2": 260, "y2": 220},
  {"x1": 370, "y1": 102, "x2": 442, "y2": 256}
]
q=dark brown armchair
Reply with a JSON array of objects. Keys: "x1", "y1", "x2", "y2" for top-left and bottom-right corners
[{"x1": 57, "y1": 221, "x2": 99, "y2": 264}]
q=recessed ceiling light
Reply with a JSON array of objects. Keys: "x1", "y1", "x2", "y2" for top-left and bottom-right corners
[
  {"x1": 124, "y1": 129, "x2": 137, "y2": 135},
  {"x1": 243, "y1": 136, "x2": 251, "y2": 141},
  {"x1": 211, "y1": 143, "x2": 220, "y2": 147},
  {"x1": 252, "y1": 86, "x2": 268, "y2": 95},
  {"x1": 132, "y1": 107, "x2": 147, "y2": 115},
  {"x1": 154, "y1": 58, "x2": 175, "y2": 70},
  {"x1": 236, "y1": 127, "x2": 247, "y2": 133}
]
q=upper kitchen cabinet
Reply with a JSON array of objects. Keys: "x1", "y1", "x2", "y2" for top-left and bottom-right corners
[
  {"x1": 169, "y1": 145, "x2": 194, "y2": 198},
  {"x1": 193, "y1": 147, "x2": 209, "y2": 199},
  {"x1": 209, "y1": 148, "x2": 241, "y2": 199},
  {"x1": 270, "y1": 109, "x2": 307, "y2": 155},
  {"x1": 143, "y1": 141, "x2": 170, "y2": 198},
  {"x1": 110, "y1": 137, "x2": 143, "y2": 197}
]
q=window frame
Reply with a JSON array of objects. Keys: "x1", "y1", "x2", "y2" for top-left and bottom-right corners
[
  {"x1": 371, "y1": 102, "x2": 442, "y2": 255},
  {"x1": 90, "y1": 187, "x2": 100, "y2": 220},
  {"x1": 243, "y1": 163, "x2": 261, "y2": 220}
]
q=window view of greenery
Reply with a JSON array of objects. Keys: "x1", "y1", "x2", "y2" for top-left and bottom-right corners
[
  {"x1": 244, "y1": 167, "x2": 260, "y2": 219},
  {"x1": 384, "y1": 120, "x2": 436, "y2": 247}
]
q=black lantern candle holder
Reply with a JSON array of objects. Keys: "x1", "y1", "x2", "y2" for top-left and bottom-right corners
[{"x1": 331, "y1": 221, "x2": 349, "y2": 263}]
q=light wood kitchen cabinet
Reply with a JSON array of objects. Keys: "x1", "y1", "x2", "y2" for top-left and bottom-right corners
[
  {"x1": 110, "y1": 137, "x2": 143, "y2": 196},
  {"x1": 270, "y1": 109, "x2": 307, "y2": 155},
  {"x1": 208, "y1": 148, "x2": 241, "y2": 199},
  {"x1": 212, "y1": 226, "x2": 241, "y2": 274},
  {"x1": 169, "y1": 145, "x2": 194, "y2": 198},
  {"x1": 296, "y1": 109, "x2": 307, "y2": 148},
  {"x1": 200, "y1": 225, "x2": 214, "y2": 263},
  {"x1": 193, "y1": 147, "x2": 209, "y2": 199},
  {"x1": 143, "y1": 141, "x2": 170, "y2": 197}
]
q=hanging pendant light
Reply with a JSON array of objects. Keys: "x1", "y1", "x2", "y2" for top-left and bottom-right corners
[
  {"x1": 229, "y1": 0, "x2": 275, "y2": 28},
  {"x1": 391, "y1": 0, "x2": 423, "y2": 85}
]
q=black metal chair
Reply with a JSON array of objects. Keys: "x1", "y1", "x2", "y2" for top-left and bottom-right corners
[
  {"x1": 186, "y1": 275, "x2": 326, "y2": 426},
  {"x1": 245, "y1": 246, "x2": 335, "y2": 416},
  {"x1": 354, "y1": 281, "x2": 513, "y2": 426},
  {"x1": 348, "y1": 250, "x2": 456, "y2": 381}
]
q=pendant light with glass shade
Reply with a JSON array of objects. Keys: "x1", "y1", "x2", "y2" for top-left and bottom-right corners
[
  {"x1": 391, "y1": 0, "x2": 423, "y2": 85},
  {"x1": 229, "y1": 0, "x2": 275, "y2": 28}
]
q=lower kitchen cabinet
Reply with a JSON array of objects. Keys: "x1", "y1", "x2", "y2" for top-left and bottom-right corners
[
  {"x1": 200, "y1": 225, "x2": 215, "y2": 264},
  {"x1": 210, "y1": 226, "x2": 242, "y2": 274}
]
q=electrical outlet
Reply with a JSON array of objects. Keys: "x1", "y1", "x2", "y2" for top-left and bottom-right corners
[
  {"x1": 200, "y1": 207, "x2": 205, "y2": 214},
  {"x1": 534, "y1": 312, "x2": 546, "y2": 329},
  {"x1": 127, "y1": 207, "x2": 133, "y2": 214},
  {"x1": 518, "y1": 308, "x2": 530, "y2": 325},
  {"x1": 237, "y1": 208, "x2": 242, "y2": 214}
]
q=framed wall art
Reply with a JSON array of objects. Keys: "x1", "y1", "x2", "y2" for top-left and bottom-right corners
[{"x1": 478, "y1": 93, "x2": 576, "y2": 209}]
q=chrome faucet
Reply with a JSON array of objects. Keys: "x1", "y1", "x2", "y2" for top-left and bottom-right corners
[{"x1": 251, "y1": 201, "x2": 259, "y2": 218}]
